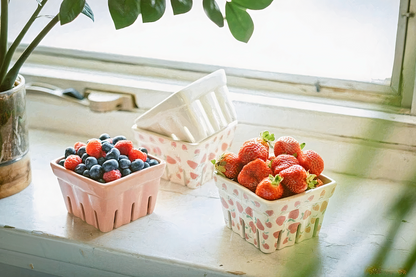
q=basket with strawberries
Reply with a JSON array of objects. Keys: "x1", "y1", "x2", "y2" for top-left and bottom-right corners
[{"x1": 212, "y1": 131, "x2": 337, "y2": 253}]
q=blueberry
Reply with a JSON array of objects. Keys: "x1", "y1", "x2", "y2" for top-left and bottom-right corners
[
  {"x1": 139, "y1": 147, "x2": 148, "y2": 154},
  {"x1": 112, "y1": 135, "x2": 126, "y2": 145},
  {"x1": 119, "y1": 155, "x2": 129, "y2": 160},
  {"x1": 101, "y1": 142, "x2": 114, "y2": 153},
  {"x1": 65, "y1": 147, "x2": 76, "y2": 158},
  {"x1": 102, "y1": 159, "x2": 119, "y2": 172},
  {"x1": 58, "y1": 159, "x2": 65, "y2": 167},
  {"x1": 77, "y1": 146, "x2": 86, "y2": 157},
  {"x1": 146, "y1": 157, "x2": 150, "y2": 163},
  {"x1": 130, "y1": 159, "x2": 144, "y2": 172},
  {"x1": 98, "y1": 179, "x2": 106, "y2": 183},
  {"x1": 98, "y1": 157, "x2": 106, "y2": 165},
  {"x1": 74, "y1": 163, "x2": 87, "y2": 175},
  {"x1": 99, "y1": 133, "x2": 111, "y2": 141},
  {"x1": 83, "y1": 170, "x2": 90, "y2": 178},
  {"x1": 81, "y1": 153, "x2": 90, "y2": 163},
  {"x1": 119, "y1": 158, "x2": 131, "y2": 169},
  {"x1": 143, "y1": 162, "x2": 150, "y2": 169},
  {"x1": 106, "y1": 147, "x2": 120, "y2": 160},
  {"x1": 148, "y1": 159, "x2": 159, "y2": 166},
  {"x1": 121, "y1": 168, "x2": 131, "y2": 177},
  {"x1": 89, "y1": 164, "x2": 103, "y2": 180},
  {"x1": 85, "y1": 157, "x2": 98, "y2": 170}
]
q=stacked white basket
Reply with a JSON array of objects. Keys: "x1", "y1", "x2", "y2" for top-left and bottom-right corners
[{"x1": 132, "y1": 69, "x2": 238, "y2": 188}]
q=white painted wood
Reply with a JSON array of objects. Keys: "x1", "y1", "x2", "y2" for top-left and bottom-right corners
[{"x1": 391, "y1": 0, "x2": 410, "y2": 93}]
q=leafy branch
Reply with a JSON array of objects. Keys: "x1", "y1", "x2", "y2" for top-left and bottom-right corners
[{"x1": 0, "y1": 0, "x2": 274, "y2": 91}]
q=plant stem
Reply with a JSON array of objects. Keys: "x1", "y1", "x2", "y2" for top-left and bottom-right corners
[
  {"x1": 0, "y1": 14, "x2": 59, "y2": 92},
  {"x1": 0, "y1": 0, "x2": 48, "y2": 86},
  {"x1": 0, "y1": 0, "x2": 8, "y2": 69}
]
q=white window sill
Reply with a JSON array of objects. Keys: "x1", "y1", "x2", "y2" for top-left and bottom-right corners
[{"x1": 0, "y1": 129, "x2": 414, "y2": 276}]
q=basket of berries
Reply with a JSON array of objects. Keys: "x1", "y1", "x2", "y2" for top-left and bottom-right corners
[
  {"x1": 50, "y1": 134, "x2": 166, "y2": 232},
  {"x1": 212, "y1": 132, "x2": 337, "y2": 253}
]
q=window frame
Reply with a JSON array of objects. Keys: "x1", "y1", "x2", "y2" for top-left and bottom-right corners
[{"x1": 11, "y1": 0, "x2": 416, "y2": 115}]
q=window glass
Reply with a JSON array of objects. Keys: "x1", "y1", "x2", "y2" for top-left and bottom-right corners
[{"x1": 9, "y1": 0, "x2": 400, "y2": 84}]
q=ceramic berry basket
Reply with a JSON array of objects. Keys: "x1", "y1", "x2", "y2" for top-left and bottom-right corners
[
  {"x1": 214, "y1": 174, "x2": 337, "y2": 253},
  {"x1": 132, "y1": 120, "x2": 237, "y2": 189},
  {"x1": 50, "y1": 155, "x2": 166, "y2": 232}
]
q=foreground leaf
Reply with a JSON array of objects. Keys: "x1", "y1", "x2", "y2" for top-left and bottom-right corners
[
  {"x1": 232, "y1": 0, "x2": 273, "y2": 10},
  {"x1": 109, "y1": 0, "x2": 140, "y2": 29},
  {"x1": 141, "y1": 0, "x2": 166, "y2": 23},
  {"x1": 171, "y1": 0, "x2": 192, "y2": 15},
  {"x1": 59, "y1": 0, "x2": 86, "y2": 25},
  {"x1": 225, "y1": 2, "x2": 253, "y2": 43},
  {"x1": 203, "y1": 0, "x2": 224, "y2": 27},
  {"x1": 81, "y1": 2, "x2": 94, "y2": 22}
]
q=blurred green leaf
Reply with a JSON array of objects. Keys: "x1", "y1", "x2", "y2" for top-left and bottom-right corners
[
  {"x1": 225, "y1": 2, "x2": 253, "y2": 43},
  {"x1": 171, "y1": 0, "x2": 192, "y2": 15},
  {"x1": 109, "y1": 0, "x2": 140, "y2": 29},
  {"x1": 81, "y1": 2, "x2": 94, "y2": 22},
  {"x1": 232, "y1": 0, "x2": 273, "y2": 10},
  {"x1": 59, "y1": 0, "x2": 85, "y2": 25},
  {"x1": 141, "y1": 0, "x2": 166, "y2": 23},
  {"x1": 203, "y1": 0, "x2": 224, "y2": 27}
]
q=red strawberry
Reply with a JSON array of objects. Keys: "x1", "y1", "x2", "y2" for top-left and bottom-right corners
[
  {"x1": 279, "y1": 165, "x2": 311, "y2": 194},
  {"x1": 298, "y1": 150, "x2": 324, "y2": 176},
  {"x1": 114, "y1": 140, "x2": 134, "y2": 156},
  {"x1": 103, "y1": 169, "x2": 122, "y2": 182},
  {"x1": 238, "y1": 140, "x2": 269, "y2": 166},
  {"x1": 237, "y1": 159, "x2": 273, "y2": 192},
  {"x1": 128, "y1": 148, "x2": 147, "y2": 162},
  {"x1": 273, "y1": 136, "x2": 304, "y2": 158},
  {"x1": 64, "y1": 155, "x2": 82, "y2": 171},
  {"x1": 270, "y1": 154, "x2": 299, "y2": 175},
  {"x1": 86, "y1": 139, "x2": 102, "y2": 159},
  {"x1": 73, "y1": 142, "x2": 86, "y2": 152},
  {"x1": 255, "y1": 175, "x2": 284, "y2": 201},
  {"x1": 243, "y1": 131, "x2": 275, "y2": 149},
  {"x1": 212, "y1": 152, "x2": 243, "y2": 180}
]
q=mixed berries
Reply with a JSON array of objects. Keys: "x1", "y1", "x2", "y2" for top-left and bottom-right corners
[
  {"x1": 212, "y1": 131, "x2": 325, "y2": 201},
  {"x1": 58, "y1": 133, "x2": 160, "y2": 183}
]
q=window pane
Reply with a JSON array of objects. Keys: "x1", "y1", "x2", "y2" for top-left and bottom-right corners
[{"x1": 9, "y1": 0, "x2": 400, "y2": 84}]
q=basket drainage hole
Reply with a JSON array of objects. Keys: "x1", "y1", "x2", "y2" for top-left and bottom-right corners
[
  {"x1": 114, "y1": 210, "x2": 118, "y2": 228},
  {"x1": 147, "y1": 196, "x2": 152, "y2": 215},
  {"x1": 66, "y1": 196, "x2": 73, "y2": 214},
  {"x1": 80, "y1": 203, "x2": 86, "y2": 221},
  {"x1": 130, "y1": 203, "x2": 135, "y2": 222}
]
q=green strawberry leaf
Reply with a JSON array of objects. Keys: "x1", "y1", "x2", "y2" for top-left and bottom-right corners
[
  {"x1": 211, "y1": 159, "x2": 216, "y2": 165},
  {"x1": 300, "y1": 142, "x2": 306, "y2": 150}
]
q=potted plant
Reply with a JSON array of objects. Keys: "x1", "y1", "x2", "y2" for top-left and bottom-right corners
[{"x1": 0, "y1": 0, "x2": 272, "y2": 198}]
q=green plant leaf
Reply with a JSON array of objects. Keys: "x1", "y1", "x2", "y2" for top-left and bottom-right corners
[
  {"x1": 59, "y1": 0, "x2": 85, "y2": 25},
  {"x1": 203, "y1": 0, "x2": 224, "y2": 27},
  {"x1": 171, "y1": 0, "x2": 192, "y2": 15},
  {"x1": 108, "y1": 0, "x2": 140, "y2": 29},
  {"x1": 231, "y1": 0, "x2": 273, "y2": 10},
  {"x1": 141, "y1": 0, "x2": 166, "y2": 23},
  {"x1": 81, "y1": 2, "x2": 94, "y2": 22},
  {"x1": 225, "y1": 2, "x2": 253, "y2": 43}
]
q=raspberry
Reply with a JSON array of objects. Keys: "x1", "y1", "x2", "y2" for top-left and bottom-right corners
[
  {"x1": 64, "y1": 155, "x2": 82, "y2": 171},
  {"x1": 74, "y1": 142, "x2": 86, "y2": 152},
  {"x1": 114, "y1": 140, "x2": 134, "y2": 155},
  {"x1": 103, "y1": 169, "x2": 122, "y2": 182},
  {"x1": 128, "y1": 148, "x2": 147, "y2": 162},
  {"x1": 86, "y1": 139, "x2": 102, "y2": 158}
]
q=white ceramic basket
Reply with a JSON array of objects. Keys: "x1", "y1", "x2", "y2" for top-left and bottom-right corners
[
  {"x1": 214, "y1": 173, "x2": 337, "y2": 253},
  {"x1": 134, "y1": 69, "x2": 237, "y2": 143},
  {"x1": 132, "y1": 120, "x2": 238, "y2": 189}
]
